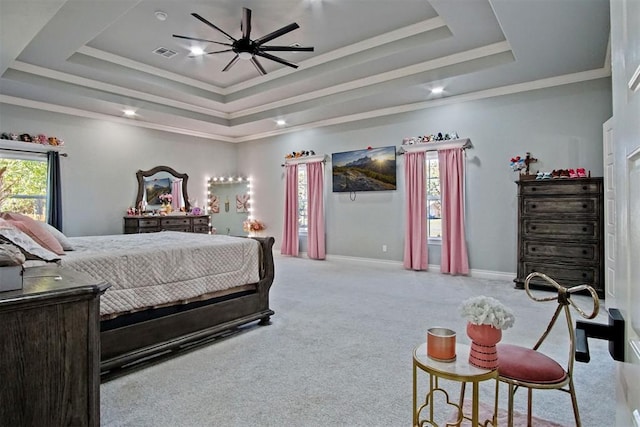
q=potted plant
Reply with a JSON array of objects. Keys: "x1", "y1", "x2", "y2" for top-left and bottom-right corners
[{"x1": 460, "y1": 296, "x2": 515, "y2": 369}]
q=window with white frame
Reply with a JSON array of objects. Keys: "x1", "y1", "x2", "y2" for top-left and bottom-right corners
[
  {"x1": 297, "y1": 164, "x2": 308, "y2": 233},
  {"x1": 426, "y1": 152, "x2": 441, "y2": 239},
  {"x1": 0, "y1": 153, "x2": 48, "y2": 221}
]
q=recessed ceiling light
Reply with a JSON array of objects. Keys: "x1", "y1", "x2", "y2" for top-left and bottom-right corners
[
  {"x1": 123, "y1": 109, "x2": 136, "y2": 117},
  {"x1": 155, "y1": 11, "x2": 168, "y2": 21},
  {"x1": 431, "y1": 87, "x2": 444, "y2": 95},
  {"x1": 276, "y1": 119, "x2": 286, "y2": 126},
  {"x1": 190, "y1": 47, "x2": 204, "y2": 56}
]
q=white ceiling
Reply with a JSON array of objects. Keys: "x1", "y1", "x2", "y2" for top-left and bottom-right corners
[{"x1": 0, "y1": 0, "x2": 611, "y2": 143}]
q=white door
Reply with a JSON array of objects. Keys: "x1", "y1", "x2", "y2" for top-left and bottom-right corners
[{"x1": 611, "y1": 0, "x2": 640, "y2": 423}]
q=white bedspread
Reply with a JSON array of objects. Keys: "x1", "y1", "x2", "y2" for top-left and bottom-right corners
[{"x1": 60, "y1": 232, "x2": 260, "y2": 316}]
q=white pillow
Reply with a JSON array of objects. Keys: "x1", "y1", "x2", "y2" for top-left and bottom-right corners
[
  {"x1": 39, "y1": 222, "x2": 74, "y2": 251},
  {"x1": 0, "y1": 227, "x2": 60, "y2": 262}
]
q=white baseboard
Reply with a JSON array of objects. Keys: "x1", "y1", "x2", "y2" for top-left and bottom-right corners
[{"x1": 294, "y1": 252, "x2": 515, "y2": 281}]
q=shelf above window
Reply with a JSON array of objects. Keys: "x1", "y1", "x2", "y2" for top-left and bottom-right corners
[
  {"x1": 283, "y1": 154, "x2": 326, "y2": 165},
  {"x1": 0, "y1": 139, "x2": 63, "y2": 153},
  {"x1": 398, "y1": 138, "x2": 472, "y2": 154}
]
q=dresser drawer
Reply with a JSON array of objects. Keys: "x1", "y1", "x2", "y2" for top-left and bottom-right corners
[
  {"x1": 522, "y1": 196, "x2": 599, "y2": 216},
  {"x1": 523, "y1": 241, "x2": 599, "y2": 262},
  {"x1": 124, "y1": 217, "x2": 159, "y2": 228},
  {"x1": 192, "y1": 216, "x2": 209, "y2": 225},
  {"x1": 162, "y1": 226, "x2": 191, "y2": 232},
  {"x1": 193, "y1": 225, "x2": 210, "y2": 234},
  {"x1": 520, "y1": 180, "x2": 601, "y2": 196},
  {"x1": 522, "y1": 261, "x2": 599, "y2": 288},
  {"x1": 522, "y1": 219, "x2": 599, "y2": 240},
  {"x1": 161, "y1": 218, "x2": 191, "y2": 227}
]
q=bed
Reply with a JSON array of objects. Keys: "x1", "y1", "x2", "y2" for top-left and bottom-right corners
[
  {"x1": 1, "y1": 225, "x2": 276, "y2": 373},
  {"x1": 57, "y1": 231, "x2": 277, "y2": 373}
]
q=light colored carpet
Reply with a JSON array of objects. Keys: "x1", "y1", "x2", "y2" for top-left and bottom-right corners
[{"x1": 101, "y1": 255, "x2": 615, "y2": 426}]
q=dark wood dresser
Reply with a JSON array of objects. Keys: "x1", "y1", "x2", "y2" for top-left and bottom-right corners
[
  {"x1": 515, "y1": 177, "x2": 604, "y2": 297},
  {"x1": 123, "y1": 214, "x2": 210, "y2": 234},
  {"x1": 0, "y1": 265, "x2": 109, "y2": 426}
]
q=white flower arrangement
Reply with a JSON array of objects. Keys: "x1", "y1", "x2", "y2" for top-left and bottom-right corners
[{"x1": 460, "y1": 295, "x2": 515, "y2": 330}]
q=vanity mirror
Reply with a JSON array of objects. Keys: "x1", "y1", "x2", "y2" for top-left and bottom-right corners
[
  {"x1": 207, "y1": 177, "x2": 250, "y2": 235},
  {"x1": 135, "y1": 165, "x2": 190, "y2": 212}
]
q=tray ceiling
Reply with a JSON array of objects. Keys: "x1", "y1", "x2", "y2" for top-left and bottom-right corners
[{"x1": 0, "y1": 0, "x2": 610, "y2": 142}]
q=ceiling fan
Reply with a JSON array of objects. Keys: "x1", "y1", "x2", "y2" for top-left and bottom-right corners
[{"x1": 173, "y1": 8, "x2": 314, "y2": 75}]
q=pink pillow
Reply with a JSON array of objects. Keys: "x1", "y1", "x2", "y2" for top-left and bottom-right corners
[{"x1": 0, "y1": 212, "x2": 65, "y2": 255}]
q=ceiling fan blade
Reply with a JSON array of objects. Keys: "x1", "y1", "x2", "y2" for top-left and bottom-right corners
[
  {"x1": 254, "y1": 23, "x2": 299, "y2": 46},
  {"x1": 250, "y1": 57, "x2": 267, "y2": 75},
  {"x1": 255, "y1": 51, "x2": 299, "y2": 69},
  {"x1": 172, "y1": 34, "x2": 232, "y2": 47},
  {"x1": 222, "y1": 54, "x2": 240, "y2": 72},
  {"x1": 241, "y1": 7, "x2": 252, "y2": 40},
  {"x1": 189, "y1": 49, "x2": 231, "y2": 58},
  {"x1": 191, "y1": 13, "x2": 236, "y2": 42},
  {"x1": 259, "y1": 45, "x2": 314, "y2": 52},
  {"x1": 200, "y1": 49, "x2": 233, "y2": 56}
]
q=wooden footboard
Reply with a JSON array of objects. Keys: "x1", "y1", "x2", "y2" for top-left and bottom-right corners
[{"x1": 100, "y1": 236, "x2": 275, "y2": 374}]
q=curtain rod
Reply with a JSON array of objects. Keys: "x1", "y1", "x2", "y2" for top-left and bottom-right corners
[
  {"x1": 0, "y1": 147, "x2": 68, "y2": 157},
  {"x1": 281, "y1": 159, "x2": 326, "y2": 167}
]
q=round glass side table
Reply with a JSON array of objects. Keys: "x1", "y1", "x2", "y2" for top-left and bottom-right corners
[{"x1": 413, "y1": 342, "x2": 499, "y2": 426}]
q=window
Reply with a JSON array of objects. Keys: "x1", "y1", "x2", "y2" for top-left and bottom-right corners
[
  {"x1": 298, "y1": 164, "x2": 308, "y2": 233},
  {"x1": 0, "y1": 155, "x2": 48, "y2": 221},
  {"x1": 426, "y1": 152, "x2": 441, "y2": 239}
]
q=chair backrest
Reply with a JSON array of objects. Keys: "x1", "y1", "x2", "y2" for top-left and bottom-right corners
[{"x1": 523, "y1": 272, "x2": 600, "y2": 373}]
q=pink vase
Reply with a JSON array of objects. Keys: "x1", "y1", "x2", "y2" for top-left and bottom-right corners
[{"x1": 466, "y1": 322, "x2": 502, "y2": 369}]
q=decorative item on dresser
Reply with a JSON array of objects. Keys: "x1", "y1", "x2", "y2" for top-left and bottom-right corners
[
  {"x1": 514, "y1": 177, "x2": 604, "y2": 298},
  {"x1": 123, "y1": 214, "x2": 210, "y2": 234},
  {"x1": 0, "y1": 265, "x2": 109, "y2": 426}
]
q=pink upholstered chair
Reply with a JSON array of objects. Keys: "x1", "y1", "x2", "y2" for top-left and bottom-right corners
[{"x1": 497, "y1": 272, "x2": 599, "y2": 427}]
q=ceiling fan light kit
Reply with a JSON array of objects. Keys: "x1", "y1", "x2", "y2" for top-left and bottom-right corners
[{"x1": 172, "y1": 7, "x2": 314, "y2": 75}]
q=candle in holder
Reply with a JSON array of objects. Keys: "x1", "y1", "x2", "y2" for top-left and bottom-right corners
[{"x1": 427, "y1": 327, "x2": 457, "y2": 362}]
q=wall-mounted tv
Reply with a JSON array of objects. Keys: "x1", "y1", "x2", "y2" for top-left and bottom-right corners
[{"x1": 332, "y1": 146, "x2": 397, "y2": 192}]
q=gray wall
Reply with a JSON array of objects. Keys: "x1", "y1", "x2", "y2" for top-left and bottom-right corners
[
  {"x1": 238, "y1": 78, "x2": 612, "y2": 274},
  {"x1": 0, "y1": 104, "x2": 237, "y2": 236},
  {"x1": 0, "y1": 78, "x2": 611, "y2": 275}
]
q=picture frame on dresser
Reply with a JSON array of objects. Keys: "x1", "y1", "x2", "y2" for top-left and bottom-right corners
[{"x1": 514, "y1": 177, "x2": 604, "y2": 298}]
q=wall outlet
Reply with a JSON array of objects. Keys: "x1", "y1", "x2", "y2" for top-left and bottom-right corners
[{"x1": 382, "y1": 244, "x2": 387, "y2": 252}]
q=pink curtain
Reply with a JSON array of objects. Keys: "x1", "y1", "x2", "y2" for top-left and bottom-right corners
[
  {"x1": 171, "y1": 179, "x2": 183, "y2": 211},
  {"x1": 281, "y1": 164, "x2": 299, "y2": 256},
  {"x1": 403, "y1": 151, "x2": 428, "y2": 270},
  {"x1": 307, "y1": 161, "x2": 325, "y2": 260},
  {"x1": 438, "y1": 148, "x2": 469, "y2": 275}
]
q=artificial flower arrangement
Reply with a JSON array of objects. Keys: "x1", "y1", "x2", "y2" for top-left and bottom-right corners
[
  {"x1": 459, "y1": 295, "x2": 515, "y2": 330},
  {"x1": 158, "y1": 193, "x2": 173, "y2": 204},
  {"x1": 510, "y1": 155, "x2": 526, "y2": 172},
  {"x1": 243, "y1": 219, "x2": 266, "y2": 233}
]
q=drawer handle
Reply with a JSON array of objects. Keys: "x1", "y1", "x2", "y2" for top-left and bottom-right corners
[
  {"x1": 531, "y1": 204, "x2": 537, "y2": 209},
  {"x1": 583, "y1": 250, "x2": 588, "y2": 255},
  {"x1": 582, "y1": 204, "x2": 588, "y2": 209},
  {"x1": 531, "y1": 247, "x2": 536, "y2": 251},
  {"x1": 582, "y1": 186, "x2": 588, "y2": 190},
  {"x1": 582, "y1": 227, "x2": 588, "y2": 232},
  {"x1": 582, "y1": 273, "x2": 587, "y2": 278},
  {"x1": 532, "y1": 187, "x2": 537, "y2": 191},
  {"x1": 531, "y1": 226, "x2": 537, "y2": 230}
]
